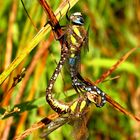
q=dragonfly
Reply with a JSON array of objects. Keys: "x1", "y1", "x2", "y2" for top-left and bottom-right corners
[
  {"x1": 43, "y1": 4, "x2": 107, "y2": 138},
  {"x1": 66, "y1": 12, "x2": 106, "y2": 107},
  {"x1": 46, "y1": 11, "x2": 106, "y2": 113}
]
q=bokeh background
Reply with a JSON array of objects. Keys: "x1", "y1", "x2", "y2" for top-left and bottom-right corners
[{"x1": 0, "y1": 0, "x2": 140, "y2": 140}]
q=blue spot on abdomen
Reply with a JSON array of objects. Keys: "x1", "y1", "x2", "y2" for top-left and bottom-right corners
[{"x1": 69, "y1": 58, "x2": 76, "y2": 66}]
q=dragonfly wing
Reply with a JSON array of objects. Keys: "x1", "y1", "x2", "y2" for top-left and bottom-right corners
[
  {"x1": 82, "y1": 26, "x2": 89, "y2": 52},
  {"x1": 72, "y1": 112, "x2": 89, "y2": 140},
  {"x1": 41, "y1": 115, "x2": 69, "y2": 138}
]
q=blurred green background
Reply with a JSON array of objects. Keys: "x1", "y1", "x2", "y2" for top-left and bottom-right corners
[{"x1": 0, "y1": 0, "x2": 140, "y2": 140}]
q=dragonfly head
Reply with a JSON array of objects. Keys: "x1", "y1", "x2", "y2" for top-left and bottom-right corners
[{"x1": 69, "y1": 12, "x2": 84, "y2": 25}]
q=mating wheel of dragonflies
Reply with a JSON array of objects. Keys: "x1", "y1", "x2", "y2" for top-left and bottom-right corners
[{"x1": 46, "y1": 9, "x2": 106, "y2": 115}]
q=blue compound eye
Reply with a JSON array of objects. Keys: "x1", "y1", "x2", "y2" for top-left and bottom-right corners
[
  {"x1": 70, "y1": 12, "x2": 84, "y2": 25},
  {"x1": 73, "y1": 17, "x2": 84, "y2": 25}
]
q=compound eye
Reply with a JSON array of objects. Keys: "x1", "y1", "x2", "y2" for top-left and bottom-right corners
[
  {"x1": 70, "y1": 12, "x2": 84, "y2": 25},
  {"x1": 74, "y1": 16, "x2": 84, "y2": 25},
  {"x1": 87, "y1": 92, "x2": 99, "y2": 104},
  {"x1": 86, "y1": 92, "x2": 105, "y2": 107}
]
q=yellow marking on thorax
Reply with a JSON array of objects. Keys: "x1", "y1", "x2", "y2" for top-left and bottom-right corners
[
  {"x1": 70, "y1": 35, "x2": 77, "y2": 44},
  {"x1": 70, "y1": 100, "x2": 87, "y2": 113},
  {"x1": 70, "y1": 26, "x2": 82, "y2": 45},
  {"x1": 70, "y1": 101, "x2": 78, "y2": 112},
  {"x1": 80, "y1": 100, "x2": 86, "y2": 112},
  {"x1": 73, "y1": 26, "x2": 82, "y2": 38}
]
